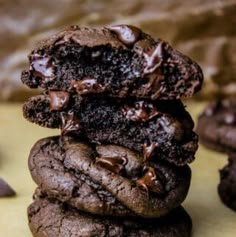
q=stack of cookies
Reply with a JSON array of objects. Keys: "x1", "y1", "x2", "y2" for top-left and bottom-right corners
[{"x1": 21, "y1": 25, "x2": 203, "y2": 237}]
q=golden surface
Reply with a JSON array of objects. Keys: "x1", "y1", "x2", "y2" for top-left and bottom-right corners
[{"x1": 0, "y1": 102, "x2": 236, "y2": 237}]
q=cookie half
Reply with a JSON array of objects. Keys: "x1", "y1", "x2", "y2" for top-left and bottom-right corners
[
  {"x1": 28, "y1": 197, "x2": 192, "y2": 237},
  {"x1": 28, "y1": 136, "x2": 191, "y2": 218},
  {"x1": 197, "y1": 98, "x2": 236, "y2": 153},
  {"x1": 21, "y1": 25, "x2": 203, "y2": 100},
  {"x1": 218, "y1": 154, "x2": 236, "y2": 211},
  {"x1": 24, "y1": 94, "x2": 198, "y2": 166}
]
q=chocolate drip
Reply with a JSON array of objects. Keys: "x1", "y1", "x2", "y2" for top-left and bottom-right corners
[
  {"x1": 136, "y1": 167, "x2": 164, "y2": 194},
  {"x1": 72, "y1": 78, "x2": 106, "y2": 95},
  {"x1": 49, "y1": 91, "x2": 70, "y2": 110},
  {"x1": 96, "y1": 156, "x2": 128, "y2": 175},
  {"x1": 109, "y1": 25, "x2": 141, "y2": 46},
  {"x1": 29, "y1": 54, "x2": 54, "y2": 81},
  {"x1": 122, "y1": 101, "x2": 159, "y2": 122},
  {"x1": 143, "y1": 142, "x2": 158, "y2": 161},
  {"x1": 60, "y1": 111, "x2": 80, "y2": 135}
]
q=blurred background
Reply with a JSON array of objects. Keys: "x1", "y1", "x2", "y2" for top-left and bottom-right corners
[{"x1": 0, "y1": 0, "x2": 235, "y2": 101}]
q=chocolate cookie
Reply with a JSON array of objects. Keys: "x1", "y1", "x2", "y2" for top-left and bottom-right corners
[
  {"x1": 218, "y1": 154, "x2": 236, "y2": 211},
  {"x1": 21, "y1": 25, "x2": 203, "y2": 100},
  {"x1": 28, "y1": 136, "x2": 191, "y2": 218},
  {"x1": 28, "y1": 197, "x2": 192, "y2": 237},
  {"x1": 24, "y1": 94, "x2": 198, "y2": 166},
  {"x1": 197, "y1": 98, "x2": 236, "y2": 153}
]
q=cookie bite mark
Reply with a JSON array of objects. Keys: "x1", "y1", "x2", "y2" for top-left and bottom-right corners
[
  {"x1": 143, "y1": 142, "x2": 158, "y2": 161},
  {"x1": 95, "y1": 156, "x2": 128, "y2": 175},
  {"x1": 136, "y1": 167, "x2": 164, "y2": 195},
  {"x1": 122, "y1": 101, "x2": 159, "y2": 122},
  {"x1": 71, "y1": 78, "x2": 106, "y2": 95},
  {"x1": 108, "y1": 25, "x2": 141, "y2": 46},
  {"x1": 49, "y1": 91, "x2": 70, "y2": 110},
  {"x1": 60, "y1": 111, "x2": 80, "y2": 135},
  {"x1": 29, "y1": 54, "x2": 55, "y2": 83}
]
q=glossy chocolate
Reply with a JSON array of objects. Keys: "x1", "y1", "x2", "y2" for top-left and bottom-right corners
[
  {"x1": 72, "y1": 78, "x2": 106, "y2": 95},
  {"x1": 143, "y1": 42, "x2": 166, "y2": 75},
  {"x1": 30, "y1": 54, "x2": 54, "y2": 81},
  {"x1": 96, "y1": 156, "x2": 128, "y2": 174},
  {"x1": 136, "y1": 167, "x2": 164, "y2": 194},
  {"x1": 49, "y1": 91, "x2": 70, "y2": 110},
  {"x1": 122, "y1": 101, "x2": 159, "y2": 122},
  {"x1": 109, "y1": 25, "x2": 141, "y2": 46},
  {"x1": 60, "y1": 111, "x2": 80, "y2": 135},
  {"x1": 143, "y1": 142, "x2": 158, "y2": 160}
]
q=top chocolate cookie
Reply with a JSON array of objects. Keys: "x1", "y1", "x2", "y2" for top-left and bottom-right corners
[{"x1": 21, "y1": 25, "x2": 203, "y2": 100}]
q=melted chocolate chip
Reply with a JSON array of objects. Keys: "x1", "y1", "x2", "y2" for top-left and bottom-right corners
[
  {"x1": 143, "y1": 142, "x2": 158, "y2": 161},
  {"x1": 109, "y1": 25, "x2": 141, "y2": 46},
  {"x1": 49, "y1": 91, "x2": 70, "y2": 110},
  {"x1": 136, "y1": 167, "x2": 164, "y2": 194},
  {"x1": 29, "y1": 54, "x2": 54, "y2": 81},
  {"x1": 122, "y1": 101, "x2": 159, "y2": 122},
  {"x1": 96, "y1": 156, "x2": 127, "y2": 175},
  {"x1": 141, "y1": 73, "x2": 165, "y2": 99},
  {"x1": 72, "y1": 78, "x2": 106, "y2": 95},
  {"x1": 0, "y1": 178, "x2": 16, "y2": 197},
  {"x1": 60, "y1": 111, "x2": 80, "y2": 135},
  {"x1": 143, "y1": 42, "x2": 166, "y2": 75}
]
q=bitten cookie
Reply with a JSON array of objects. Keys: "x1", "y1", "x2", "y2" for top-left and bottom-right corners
[
  {"x1": 28, "y1": 197, "x2": 192, "y2": 237},
  {"x1": 218, "y1": 153, "x2": 236, "y2": 211},
  {"x1": 28, "y1": 136, "x2": 191, "y2": 218},
  {"x1": 197, "y1": 98, "x2": 236, "y2": 153},
  {"x1": 21, "y1": 25, "x2": 203, "y2": 100},
  {"x1": 24, "y1": 94, "x2": 198, "y2": 166}
]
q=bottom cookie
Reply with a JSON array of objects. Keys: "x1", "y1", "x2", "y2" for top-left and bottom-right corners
[
  {"x1": 218, "y1": 154, "x2": 236, "y2": 211},
  {"x1": 28, "y1": 197, "x2": 192, "y2": 237}
]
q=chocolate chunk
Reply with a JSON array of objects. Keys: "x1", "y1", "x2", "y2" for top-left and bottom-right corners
[
  {"x1": 122, "y1": 101, "x2": 159, "y2": 122},
  {"x1": 29, "y1": 54, "x2": 54, "y2": 82},
  {"x1": 49, "y1": 91, "x2": 70, "y2": 110},
  {"x1": 60, "y1": 111, "x2": 80, "y2": 135},
  {"x1": 143, "y1": 142, "x2": 158, "y2": 161},
  {"x1": 71, "y1": 78, "x2": 106, "y2": 95},
  {"x1": 143, "y1": 42, "x2": 166, "y2": 75},
  {"x1": 0, "y1": 178, "x2": 16, "y2": 197},
  {"x1": 109, "y1": 25, "x2": 141, "y2": 46},
  {"x1": 136, "y1": 167, "x2": 164, "y2": 194},
  {"x1": 95, "y1": 156, "x2": 127, "y2": 175}
]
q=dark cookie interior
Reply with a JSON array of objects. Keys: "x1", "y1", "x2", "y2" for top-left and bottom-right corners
[
  {"x1": 24, "y1": 94, "x2": 198, "y2": 166},
  {"x1": 28, "y1": 136, "x2": 191, "y2": 218},
  {"x1": 21, "y1": 25, "x2": 203, "y2": 100},
  {"x1": 197, "y1": 99, "x2": 236, "y2": 153},
  {"x1": 218, "y1": 154, "x2": 236, "y2": 211},
  {"x1": 28, "y1": 197, "x2": 192, "y2": 237}
]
